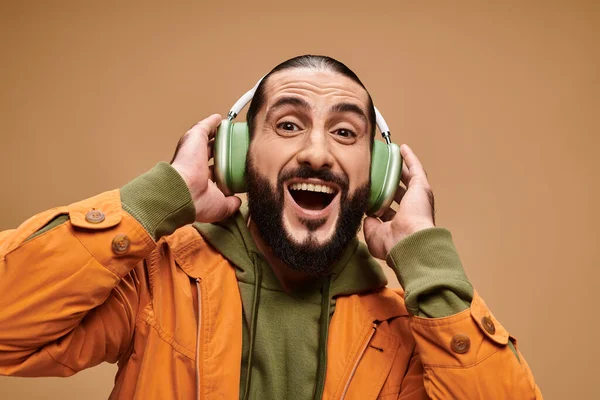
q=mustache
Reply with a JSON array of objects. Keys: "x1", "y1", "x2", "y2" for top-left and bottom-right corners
[{"x1": 277, "y1": 165, "x2": 349, "y2": 192}]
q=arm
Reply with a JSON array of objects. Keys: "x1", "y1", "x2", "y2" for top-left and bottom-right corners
[
  {"x1": 0, "y1": 114, "x2": 240, "y2": 377},
  {"x1": 387, "y1": 228, "x2": 541, "y2": 399},
  {"x1": 0, "y1": 164, "x2": 192, "y2": 376},
  {"x1": 364, "y1": 145, "x2": 542, "y2": 399}
]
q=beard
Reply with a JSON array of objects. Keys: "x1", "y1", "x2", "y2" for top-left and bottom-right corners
[{"x1": 246, "y1": 154, "x2": 370, "y2": 277}]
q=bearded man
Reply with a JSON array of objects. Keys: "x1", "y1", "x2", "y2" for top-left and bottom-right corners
[{"x1": 0, "y1": 55, "x2": 542, "y2": 399}]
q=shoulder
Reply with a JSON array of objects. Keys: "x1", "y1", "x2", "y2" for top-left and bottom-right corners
[
  {"x1": 336, "y1": 287, "x2": 410, "y2": 323},
  {"x1": 151, "y1": 225, "x2": 229, "y2": 277},
  {"x1": 357, "y1": 287, "x2": 410, "y2": 321}
]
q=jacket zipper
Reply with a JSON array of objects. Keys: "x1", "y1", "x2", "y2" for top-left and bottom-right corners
[
  {"x1": 195, "y1": 278, "x2": 202, "y2": 400},
  {"x1": 340, "y1": 323, "x2": 377, "y2": 400}
]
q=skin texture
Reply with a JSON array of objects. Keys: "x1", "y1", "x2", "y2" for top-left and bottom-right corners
[
  {"x1": 171, "y1": 68, "x2": 436, "y2": 287},
  {"x1": 247, "y1": 69, "x2": 373, "y2": 247},
  {"x1": 245, "y1": 153, "x2": 370, "y2": 278},
  {"x1": 171, "y1": 113, "x2": 242, "y2": 223}
]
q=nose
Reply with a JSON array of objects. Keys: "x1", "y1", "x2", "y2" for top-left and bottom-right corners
[{"x1": 295, "y1": 128, "x2": 335, "y2": 170}]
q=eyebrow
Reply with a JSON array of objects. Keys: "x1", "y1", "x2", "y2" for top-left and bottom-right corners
[
  {"x1": 329, "y1": 102, "x2": 369, "y2": 125},
  {"x1": 265, "y1": 96, "x2": 311, "y2": 121},
  {"x1": 264, "y1": 96, "x2": 369, "y2": 126}
]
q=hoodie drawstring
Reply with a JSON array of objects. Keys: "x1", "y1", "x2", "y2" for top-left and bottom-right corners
[
  {"x1": 241, "y1": 261, "x2": 332, "y2": 400},
  {"x1": 313, "y1": 274, "x2": 332, "y2": 400},
  {"x1": 242, "y1": 259, "x2": 263, "y2": 400}
]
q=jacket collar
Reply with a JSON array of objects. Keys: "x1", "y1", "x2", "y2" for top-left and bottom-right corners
[
  {"x1": 162, "y1": 225, "x2": 210, "y2": 279},
  {"x1": 163, "y1": 222, "x2": 409, "y2": 322}
]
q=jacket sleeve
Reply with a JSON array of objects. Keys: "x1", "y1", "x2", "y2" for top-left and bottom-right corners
[
  {"x1": 387, "y1": 228, "x2": 542, "y2": 399},
  {"x1": 0, "y1": 163, "x2": 195, "y2": 377},
  {"x1": 396, "y1": 347, "x2": 428, "y2": 399}
]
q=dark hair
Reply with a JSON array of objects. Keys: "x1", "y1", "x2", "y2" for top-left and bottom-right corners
[{"x1": 246, "y1": 55, "x2": 376, "y2": 144}]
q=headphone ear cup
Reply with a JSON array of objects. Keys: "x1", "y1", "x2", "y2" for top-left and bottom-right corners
[
  {"x1": 368, "y1": 141, "x2": 403, "y2": 217},
  {"x1": 215, "y1": 119, "x2": 402, "y2": 211},
  {"x1": 213, "y1": 120, "x2": 249, "y2": 195}
]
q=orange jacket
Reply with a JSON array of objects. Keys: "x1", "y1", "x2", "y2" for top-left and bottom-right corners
[{"x1": 0, "y1": 190, "x2": 542, "y2": 399}]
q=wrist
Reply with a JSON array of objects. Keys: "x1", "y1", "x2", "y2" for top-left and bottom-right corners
[
  {"x1": 384, "y1": 227, "x2": 472, "y2": 316},
  {"x1": 171, "y1": 163, "x2": 201, "y2": 203},
  {"x1": 121, "y1": 162, "x2": 196, "y2": 240}
]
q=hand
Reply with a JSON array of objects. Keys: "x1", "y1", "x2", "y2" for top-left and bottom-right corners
[
  {"x1": 171, "y1": 114, "x2": 241, "y2": 223},
  {"x1": 363, "y1": 144, "x2": 436, "y2": 260}
]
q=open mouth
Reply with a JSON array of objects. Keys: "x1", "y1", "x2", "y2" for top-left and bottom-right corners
[{"x1": 287, "y1": 181, "x2": 339, "y2": 211}]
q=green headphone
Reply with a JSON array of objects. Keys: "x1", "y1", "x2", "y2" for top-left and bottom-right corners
[{"x1": 213, "y1": 78, "x2": 402, "y2": 218}]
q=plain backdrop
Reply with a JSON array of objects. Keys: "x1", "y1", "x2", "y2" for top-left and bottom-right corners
[{"x1": 1, "y1": 1, "x2": 598, "y2": 399}]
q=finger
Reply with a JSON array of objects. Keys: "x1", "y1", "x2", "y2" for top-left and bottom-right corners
[
  {"x1": 400, "y1": 160, "x2": 410, "y2": 187},
  {"x1": 400, "y1": 144, "x2": 427, "y2": 180},
  {"x1": 215, "y1": 195, "x2": 242, "y2": 221},
  {"x1": 170, "y1": 133, "x2": 189, "y2": 164},
  {"x1": 394, "y1": 185, "x2": 407, "y2": 204},
  {"x1": 188, "y1": 114, "x2": 222, "y2": 141},
  {"x1": 208, "y1": 165, "x2": 214, "y2": 181},
  {"x1": 207, "y1": 123, "x2": 219, "y2": 140},
  {"x1": 206, "y1": 114, "x2": 222, "y2": 140},
  {"x1": 426, "y1": 188, "x2": 436, "y2": 225},
  {"x1": 380, "y1": 208, "x2": 396, "y2": 222},
  {"x1": 362, "y1": 216, "x2": 381, "y2": 240},
  {"x1": 208, "y1": 138, "x2": 214, "y2": 160},
  {"x1": 173, "y1": 114, "x2": 222, "y2": 164}
]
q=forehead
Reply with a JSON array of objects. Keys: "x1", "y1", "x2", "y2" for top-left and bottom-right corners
[{"x1": 261, "y1": 68, "x2": 370, "y2": 110}]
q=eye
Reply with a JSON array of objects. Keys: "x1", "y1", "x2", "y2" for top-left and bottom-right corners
[
  {"x1": 277, "y1": 121, "x2": 300, "y2": 132},
  {"x1": 334, "y1": 128, "x2": 356, "y2": 138}
]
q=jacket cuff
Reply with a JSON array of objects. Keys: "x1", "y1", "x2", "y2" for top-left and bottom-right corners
[
  {"x1": 386, "y1": 228, "x2": 474, "y2": 317},
  {"x1": 408, "y1": 292, "x2": 536, "y2": 397},
  {"x1": 411, "y1": 291, "x2": 509, "y2": 365},
  {"x1": 120, "y1": 162, "x2": 196, "y2": 241}
]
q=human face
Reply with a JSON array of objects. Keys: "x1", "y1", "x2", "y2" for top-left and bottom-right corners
[{"x1": 247, "y1": 68, "x2": 372, "y2": 247}]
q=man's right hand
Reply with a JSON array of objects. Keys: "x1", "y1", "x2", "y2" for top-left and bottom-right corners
[{"x1": 171, "y1": 114, "x2": 242, "y2": 223}]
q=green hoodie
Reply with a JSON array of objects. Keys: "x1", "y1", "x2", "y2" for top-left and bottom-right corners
[{"x1": 195, "y1": 206, "x2": 388, "y2": 400}]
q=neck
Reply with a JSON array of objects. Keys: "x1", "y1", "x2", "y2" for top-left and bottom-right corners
[{"x1": 247, "y1": 218, "x2": 319, "y2": 292}]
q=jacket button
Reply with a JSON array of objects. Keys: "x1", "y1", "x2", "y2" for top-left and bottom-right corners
[
  {"x1": 112, "y1": 234, "x2": 130, "y2": 255},
  {"x1": 85, "y1": 209, "x2": 105, "y2": 224},
  {"x1": 451, "y1": 333, "x2": 470, "y2": 354},
  {"x1": 482, "y1": 316, "x2": 496, "y2": 335}
]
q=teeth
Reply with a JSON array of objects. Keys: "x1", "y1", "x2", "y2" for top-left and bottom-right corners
[{"x1": 290, "y1": 182, "x2": 335, "y2": 194}]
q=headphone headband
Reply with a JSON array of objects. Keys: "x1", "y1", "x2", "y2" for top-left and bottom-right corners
[{"x1": 227, "y1": 77, "x2": 392, "y2": 144}]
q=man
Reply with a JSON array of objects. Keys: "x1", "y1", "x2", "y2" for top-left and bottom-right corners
[{"x1": 0, "y1": 55, "x2": 541, "y2": 399}]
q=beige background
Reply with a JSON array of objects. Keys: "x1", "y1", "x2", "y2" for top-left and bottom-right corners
[{"x1": 1, "y1": 1, "x2": 598, "y2": 399}]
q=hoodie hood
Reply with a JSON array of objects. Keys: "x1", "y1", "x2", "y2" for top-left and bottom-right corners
[{"x1": 194, "y1": 204, "x2": 387, "y2": 297}]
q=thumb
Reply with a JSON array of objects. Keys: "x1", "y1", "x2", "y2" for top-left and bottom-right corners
[
  {"x1": 362, "y1": 216, "x2": 381, "y2": 242},
  {"x1": 171, "y1": 114, "x2": 222, "y2": 164},
  {"x1": 218, "y1": 196, "x2": 243, "y2": 221}
]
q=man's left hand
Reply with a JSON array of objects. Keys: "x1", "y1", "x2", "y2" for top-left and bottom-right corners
[{"x1": 363, "y1": 144, "x2": 436, "y2": 260}]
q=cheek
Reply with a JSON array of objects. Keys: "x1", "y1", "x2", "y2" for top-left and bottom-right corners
[
  {"x1": 249, "y1": 135, "x2": 297, "y2": 185},
  {"x1": 339, "y1": 147, "x2": 371, "y2": 192}
]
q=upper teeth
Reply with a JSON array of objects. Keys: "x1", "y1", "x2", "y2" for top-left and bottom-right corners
[{"x1": 289, "y1": 182, "x2": 335, "y2": 194}]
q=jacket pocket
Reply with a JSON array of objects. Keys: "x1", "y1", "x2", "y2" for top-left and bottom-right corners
[{"x1": 342, "y1": 324, "x2": 404, "y2": 399}]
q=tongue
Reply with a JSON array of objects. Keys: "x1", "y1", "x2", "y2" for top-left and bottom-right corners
[{"x1": 292, "y1": 191, "x2": 326, "y2": 210}]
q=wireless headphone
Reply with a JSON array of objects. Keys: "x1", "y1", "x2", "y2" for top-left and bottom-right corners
[{"x1": 213, "y1": 77, "x2": 402, "y2": 217}]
